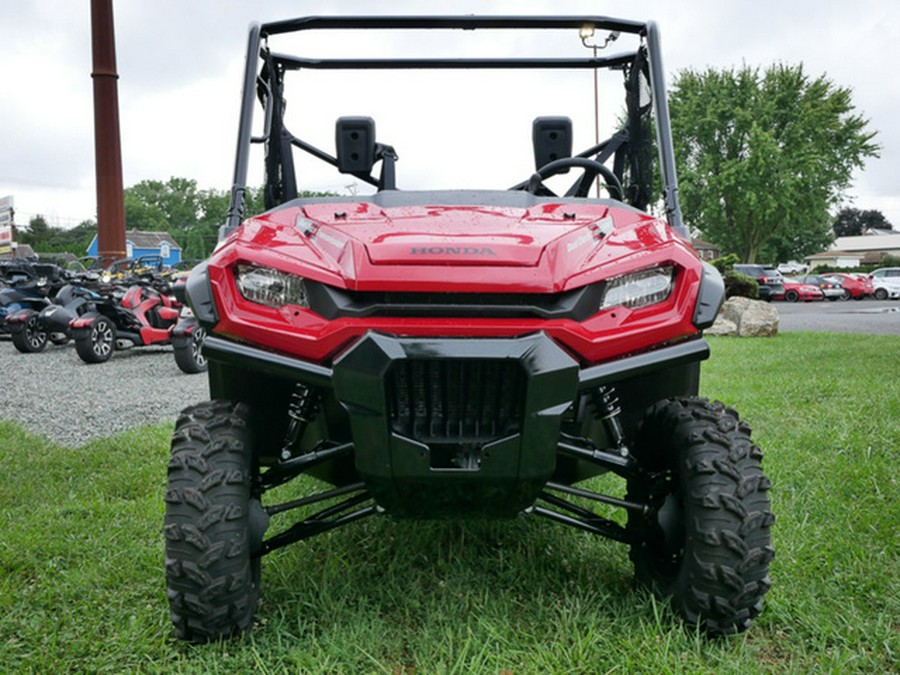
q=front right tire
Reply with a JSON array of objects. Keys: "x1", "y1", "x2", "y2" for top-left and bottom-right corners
[
  {"x1": 626, "y1": 397, "x2": 775, "y2": 635},
  {"x1": 164, "y1": 400, "x2": 262, "y2": 642}
]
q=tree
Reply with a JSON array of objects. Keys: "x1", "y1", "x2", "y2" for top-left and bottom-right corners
[
  {"x1": 669, "y1": 64, "x2": 879, "y2": 262},
  {"x1": 19, "y1": 215, "x2": 51, "y2": 248},
  {"x1": 124, "y1": 177, "x2": 201, "y2": 232},
  {"x1": 832, "y1": 207, "x2": 893, "y2": 237}
]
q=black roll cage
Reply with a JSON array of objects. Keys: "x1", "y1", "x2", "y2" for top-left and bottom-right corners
[{"x1": 224, "y1": 15, "x2": 685, "y2": 237}]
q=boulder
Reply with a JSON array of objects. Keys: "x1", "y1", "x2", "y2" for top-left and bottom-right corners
[
  {"x1": 713, "y1": 297, "x2": 779, "y2": 337},
  {"x1": 706, "y1": 316, "x2": 738, "y2": 336}
]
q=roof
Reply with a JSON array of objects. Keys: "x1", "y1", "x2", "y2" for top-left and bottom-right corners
[
  {"x1": 125, "y1": 230, "x2": 181, "y2": 249},
  {"x1": 690, "y1": 238, "x2": 719, "y2": 250},
  {"x1": 805, "y1": 249, "x2": 862, "y2": 261},
  {"x1": 831, "y1": 235, "x2": 900, "y2": 252}
]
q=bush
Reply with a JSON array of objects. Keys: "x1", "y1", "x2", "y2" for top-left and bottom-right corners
[
  {"x1": 811, "y1": 254, "x2": 900, "y2": 276},
  {"x1": 724, "y1": 272, "x2": 759, "y2": 299},
  {"x1": 710, "y1": 254, "x2": 759, "y2": 299}
]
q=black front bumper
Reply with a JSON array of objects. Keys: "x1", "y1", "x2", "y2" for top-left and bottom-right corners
[
  {"x1": 204, "y1": 332, "x2": 710, "y2": 517},
  {"x1": 332, "y1": 332, "x2": 579, "y2": 517}
]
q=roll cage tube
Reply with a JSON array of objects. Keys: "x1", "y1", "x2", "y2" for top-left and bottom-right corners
[{"x1": 223, "y1": 15, "x2": 687, "y2": 237}]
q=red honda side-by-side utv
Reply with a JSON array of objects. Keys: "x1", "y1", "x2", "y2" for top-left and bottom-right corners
[{"x1": 164, "y1": 15, "x2": 774, "y2": 642}]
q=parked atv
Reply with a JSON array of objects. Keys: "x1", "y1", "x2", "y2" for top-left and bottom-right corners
[
  {"x1": 0, "y1": 262, "x2": 65, "y2": 346},
  {"x1": 70, "y1": 275, "x2": 206, "y2": 373},
  {"x1": 7, "y1": 282, "x2": 103, "y2": 353},
  {"x1": 166, "y1": 15, "x2": 774, "y2": 642}
]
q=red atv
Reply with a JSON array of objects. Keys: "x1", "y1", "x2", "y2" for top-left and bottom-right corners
[
  {"x1": 165, "y1": 15, "x2": 774, "y2": 641},
  {"x1": 71, "y1": 274, "x2": 206, "y2": 373}
]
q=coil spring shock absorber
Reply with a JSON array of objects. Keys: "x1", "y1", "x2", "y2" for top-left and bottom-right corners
[
  {"x1": 591, "y1": 385, "x2": 630, "y2": 458},
  {"x1": 281, "y1": 383, "x2": 323, "y2": 460}
]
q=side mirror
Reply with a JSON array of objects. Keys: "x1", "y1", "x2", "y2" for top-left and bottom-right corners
[
  {"x1": 532, "y1": 117, "x2": 573, "y2": 171},
  {"x1": 336, "y1": 117, "x2": 376, "y2": 174}
]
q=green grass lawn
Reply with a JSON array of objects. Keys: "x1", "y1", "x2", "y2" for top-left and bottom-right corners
[{"x1": 1, "y1": 333, "x2": 897, "y2": 673}]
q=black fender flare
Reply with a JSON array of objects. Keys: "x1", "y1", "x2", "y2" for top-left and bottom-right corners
[{"x1": 5, "y1": 307, "x2": 37, "y2": 335}]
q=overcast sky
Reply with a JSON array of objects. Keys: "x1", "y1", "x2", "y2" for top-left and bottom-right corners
[{"x1": 2, "y1": 0, "x2": 897, "y2": 232}]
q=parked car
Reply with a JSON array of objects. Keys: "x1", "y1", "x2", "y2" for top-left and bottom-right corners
[
  {"x1": 774, "y1": 278, "x2": 824, "y2": 302},
  {"x1": 869, "y1": 267, "x2": 900, "y2": 300},
  {"x1": 777, "y1": 262, "x2": 807, "y2": 275},
  {"x1": 870, "y1": 275, "x2": 900, "y2": 300},
  {"x1": 869, "y1": 267, "x2": 900, "y2": 283},
  {"x1": 733, "y1": 264, "x2": 785, "y2": 301},
  {"x1": 794, "y1": 274, "x2": 844, "y2": 301},
  {"x1": 820, "y1": 272, "x2": 874, "y2": 300}
]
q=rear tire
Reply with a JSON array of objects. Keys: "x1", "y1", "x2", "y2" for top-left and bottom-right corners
[
  {"x1": 164, "y1": 400, "x2": 262, "y2": 642},
  {"x1": 626, "y1": 397, "x2": 774, "y2": 635},
  {"x1": 784, "y1": 289, "x2": 799, "y2": 302},
  {"x1": 173, "y1": 327, "x2": 208, "y2": 374},
  {"x1": 12, "y1": 315, "x2": 48, "y2": 353},
  {"x1": 75, "y1": 316, "x2": 116, "y2": 363}
]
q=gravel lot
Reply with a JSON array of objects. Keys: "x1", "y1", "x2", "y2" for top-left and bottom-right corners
[{"x1": 0, "y1": 340, "x2": 208, "y2": 446}]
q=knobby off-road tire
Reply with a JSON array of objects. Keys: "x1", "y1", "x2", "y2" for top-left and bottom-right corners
[
  {"x1": 626, "y1": 397, "x2": 775, "y2": 635},
  {"x1": 164, "y1": 400, "x2": 261, "y2": 642},
  {"x1": 75, "y1": 316, "x2": 115, "y2": 363}
]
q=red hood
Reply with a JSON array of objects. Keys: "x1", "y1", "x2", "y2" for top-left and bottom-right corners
[{"x1": 218, "y1": 197, "x2": 693, "y2": 293}]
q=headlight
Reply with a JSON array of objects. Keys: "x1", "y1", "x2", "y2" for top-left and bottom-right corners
[
  {"x1": 600, "y1": 265, "x2": 675, "y2": 310},
  {"x1": 235, "y1": 265, "x2": 308, "y2": 308}
]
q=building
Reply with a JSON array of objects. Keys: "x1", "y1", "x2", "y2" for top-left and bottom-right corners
[
  {"x1": 85, "y1": 230, "x2": 182, "y2": 266},
  {"x1": 805, "y1": 233, "x2": 900, "y2": 269},
  {"x1": 690, "y1": 238, "x2": 721, "y2": 262}
]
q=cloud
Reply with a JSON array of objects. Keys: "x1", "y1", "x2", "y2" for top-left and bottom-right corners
[{"x1": 1, "y1": 0, "x2": 897, "y2": 228}]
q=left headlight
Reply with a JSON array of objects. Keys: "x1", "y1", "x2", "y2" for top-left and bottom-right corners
[
  {"x1": 600, "y1": 265, "x2": 675, "y2": 311},
  {"x1": 235, "y1": 265, "x2": 308, "y2": 308}
]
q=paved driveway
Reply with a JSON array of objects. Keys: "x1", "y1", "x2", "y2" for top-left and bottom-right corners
[{"x1": 775, "y1": 299, "x2": 899, "y2": 335}]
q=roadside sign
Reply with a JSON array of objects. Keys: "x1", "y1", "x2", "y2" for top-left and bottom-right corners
[{"x1": 0, "y1": 195, "x2": 14, "y2": 254}]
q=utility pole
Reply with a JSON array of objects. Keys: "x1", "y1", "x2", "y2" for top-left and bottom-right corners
[{"x1": 91, "y1": 0, "x2": 126, "y2": 266}]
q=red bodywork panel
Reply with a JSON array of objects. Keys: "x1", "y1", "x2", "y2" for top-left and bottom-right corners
[{"x1": 205, "y1": 199, "x2": 704, "y2": 365}]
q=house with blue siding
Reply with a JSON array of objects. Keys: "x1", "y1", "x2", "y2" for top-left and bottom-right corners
[{"x1": 86, "y1": 230, "x2": 182, "y2": 266}]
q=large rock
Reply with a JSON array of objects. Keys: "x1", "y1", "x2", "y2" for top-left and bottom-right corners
[{"x1": 712, "y1": 297, "x2": 779, "y2": 337}]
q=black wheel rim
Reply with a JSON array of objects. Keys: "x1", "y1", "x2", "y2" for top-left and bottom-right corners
[{"x1": 644, "y1": 471, "x2": 685, "y2": 578}]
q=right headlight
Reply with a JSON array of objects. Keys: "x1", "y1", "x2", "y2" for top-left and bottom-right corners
[
  {"x1": 600, "y1": 265, "x2": 675, "y2": 311},
  {"x1": 234, "y1": 264, "x2": 309, "y2": 308}
]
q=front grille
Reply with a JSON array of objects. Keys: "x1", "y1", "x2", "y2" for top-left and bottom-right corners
[{"x1": 388, "y1": 359, "x2": 526, "y2": 443}]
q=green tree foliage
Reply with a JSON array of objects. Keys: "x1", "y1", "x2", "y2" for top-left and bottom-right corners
[
  {"x1": 17, "y1": 216, "x2": 96, "y2": 255},
  {"x1": 832, "y1": 207, "x2": 894, "y2": 237},
  {"x1": 123, "y1": 179, "x2": 332, "y2": 258},
  {"x1": 670, "y1": 64, "x2": 879, "y2": 263}
]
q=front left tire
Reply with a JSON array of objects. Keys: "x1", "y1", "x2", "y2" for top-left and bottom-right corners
[{"x1": 626, "y1": 397, "x2": 775, "y2": 635}]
